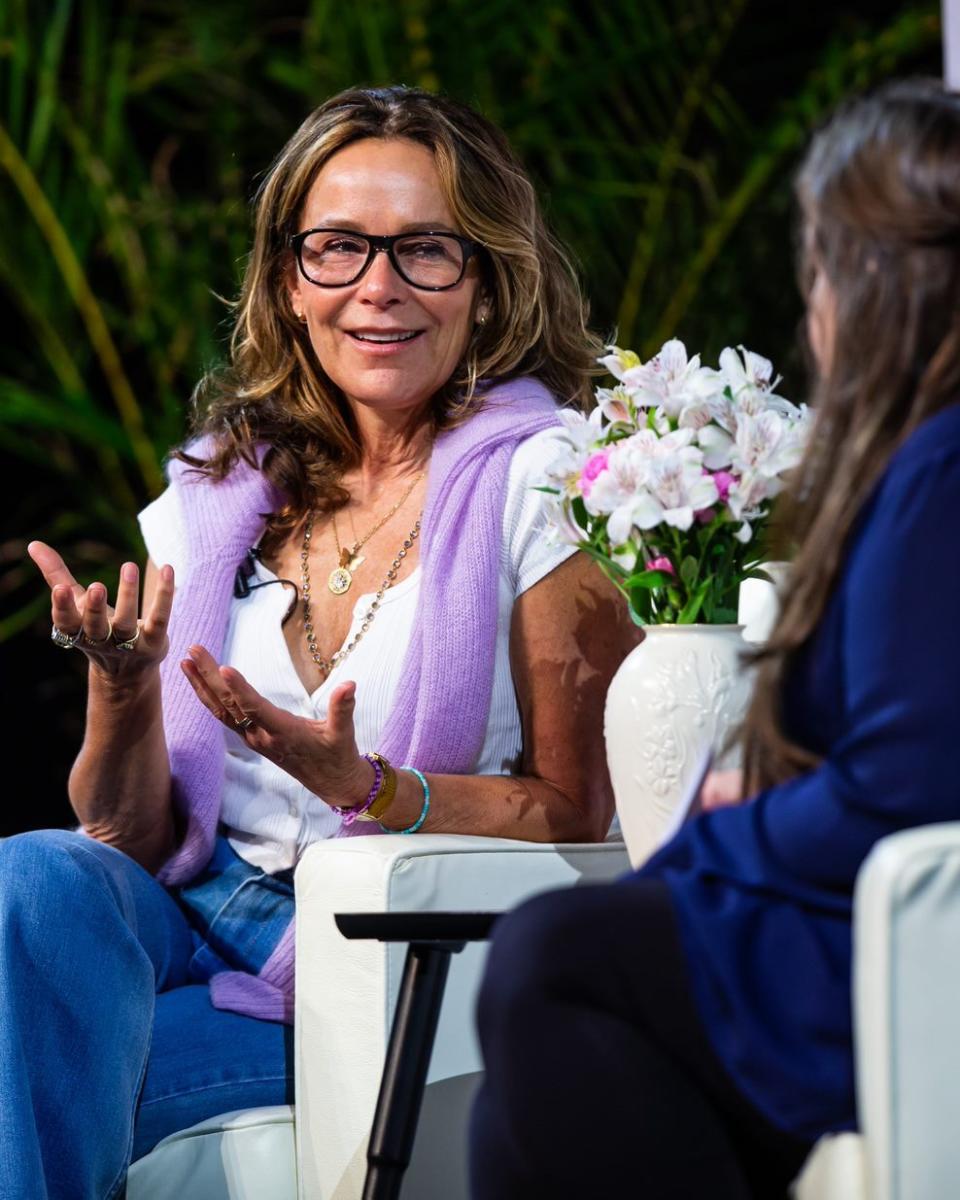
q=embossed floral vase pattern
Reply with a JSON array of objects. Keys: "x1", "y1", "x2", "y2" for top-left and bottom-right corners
[{"x1": 604, "y1": 625, "x2": 751, "y2": 867}]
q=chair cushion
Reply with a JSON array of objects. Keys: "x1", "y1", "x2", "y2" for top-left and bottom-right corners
[
  {"x1": 791, "y1": 1133, "x2": 866, "y2": 1200},
  {"x1": 126, "y1": 1105, "x2": 296, "y2": 1200}
]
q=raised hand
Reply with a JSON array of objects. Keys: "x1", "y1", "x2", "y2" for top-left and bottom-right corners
[
  {"x1": 180, "y1": 645, "x2": 372, "y2": 809},
  {"x1": 28, "y1": 542, "x2": 175, "y2": 680}
]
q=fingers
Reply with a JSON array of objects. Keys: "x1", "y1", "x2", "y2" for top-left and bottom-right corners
[
  {"x1": 51, "y1": 582, "x2": 83, "y2": 638},
  {"x1": 700, "y1": 769, "x2": 744, "y2": 811},
  {"x1": 325, "y1": 681, "x2": 358, "y2": 742},
  {"x1": 80, "y1": 580, "x2": 114, "y2": 645},
  {"x1": 142, "y1": 564, "x2": 175, "y2": 641},
  {"x1": 182, "y1": 646, "x2": 278, "y2": 737},
  {"x1": 180, "y1": 656, "x2": 233, "y2": 723},
  {"x1": 28, "y1": 541, "x2": 85, "y2": 603},
  {"x1": 111, "y1": 562, "x2": 141, "y2": 641}
]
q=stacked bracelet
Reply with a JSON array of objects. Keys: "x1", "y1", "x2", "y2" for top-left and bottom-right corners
[
  {"x1": 379, "y1": 767, "x2": 430, "y2": 835},
  {"x1": 331, "y1": 753, "x2": 384, "y2": 825}
]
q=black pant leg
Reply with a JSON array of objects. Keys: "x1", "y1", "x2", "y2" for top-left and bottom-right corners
[{"x1": 469, "y1": 877, "x2": 812, "y2": 1200}]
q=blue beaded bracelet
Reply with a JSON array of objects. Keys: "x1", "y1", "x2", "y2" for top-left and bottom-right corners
[{"x1": 380, "y1": 767, "x2": 430, "y2": 834}]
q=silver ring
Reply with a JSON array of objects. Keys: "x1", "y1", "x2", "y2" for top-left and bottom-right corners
[
  {"x1": 51, "y1": 625, "x2": 83, "y2": 650},
  {"x1": 112, "y1": 625, "x2": 142, "y2": 652},
  {"x1": 235, "y1": 715, "x2": 254, "y2": 731},
  {"x1": 83, "y1": 621, "x2": 114, "y2": 646}
]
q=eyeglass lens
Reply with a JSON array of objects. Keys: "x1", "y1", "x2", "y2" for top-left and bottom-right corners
[{"x1": 298, "y1": 231, "x2": 467, "y2": 288}]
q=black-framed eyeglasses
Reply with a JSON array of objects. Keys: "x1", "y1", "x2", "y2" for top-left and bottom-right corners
[{"x1": 290, "y1": 228, "x2": 482, "y2": 291}]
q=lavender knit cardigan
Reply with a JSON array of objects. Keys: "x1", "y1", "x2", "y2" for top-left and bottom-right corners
[{"x1": 156, "y1": 376, "x2": 563, "y2": 1023}]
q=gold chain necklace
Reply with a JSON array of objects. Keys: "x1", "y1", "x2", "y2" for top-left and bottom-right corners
[
  {"x1": 329, "y1": 471, "x2": 424, "y2": 595},
  {"x1": 301, "y1": 516, "x2": 421, "y2": 678}
]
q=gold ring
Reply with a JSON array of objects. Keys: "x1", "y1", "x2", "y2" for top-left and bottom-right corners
[
  {"x1": 83, "y1": 621, "x2": 114, "y2": 646},
  {"x1": 112, "y1": 625, "x2": 142, "y2": 652}
]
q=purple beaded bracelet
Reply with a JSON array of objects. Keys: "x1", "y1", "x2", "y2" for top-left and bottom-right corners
[{"x1": 332, "y1": 753, "x2": 383, "y2": 825}]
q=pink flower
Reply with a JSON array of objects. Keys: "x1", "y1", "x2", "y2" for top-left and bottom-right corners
[
  {"x1": 578, "y1": 449, "x2": 611, "y2": 499},
  {"x1": 695, "y1": 507, "x2": 716, "y2": 524},
  {"x1": 711, "y1": 470, "x2": 736, "y2": 503},
  {"x1": 645, "y1": 556, "x2": 676, "y2": 576}
]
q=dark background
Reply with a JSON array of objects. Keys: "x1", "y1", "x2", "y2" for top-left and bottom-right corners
[{"x1": 0, "y1": 0, "x2": 941, "y2": 834}]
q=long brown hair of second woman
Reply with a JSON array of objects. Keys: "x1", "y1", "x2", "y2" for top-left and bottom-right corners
[{"x1": 740, "y1": 77, "x2": 960, "y2": 795}]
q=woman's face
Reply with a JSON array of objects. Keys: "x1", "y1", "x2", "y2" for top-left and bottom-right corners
[{"x1": 289, "y1": 137, "x2": 485, "y2": 420}]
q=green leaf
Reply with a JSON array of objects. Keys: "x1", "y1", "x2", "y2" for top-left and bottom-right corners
[
  {"x1": 679, "y1": 555, "x2": 699, "y2": 589},
  {"x1": 623, "y1": 569, "x2": 672, "y2": 590},
  {"x1": 678, "y1": 592, "x2": 706, "y2": 623}
]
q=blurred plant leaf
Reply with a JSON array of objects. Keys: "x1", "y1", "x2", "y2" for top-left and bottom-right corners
[{"x1": 0, "y1": 0, "x2": 941, "y2": 654}]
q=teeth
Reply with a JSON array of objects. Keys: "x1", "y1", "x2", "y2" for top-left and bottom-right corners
[{"x1": 353, "y1": 331, "x2": 418, "y2": 343}]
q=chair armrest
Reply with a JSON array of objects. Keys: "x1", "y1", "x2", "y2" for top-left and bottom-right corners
[
  {"x1": 854, "y1": 822, "x2": 960, "y2": 1200},
  {"x1": 293, "y1": 833, "x2": 629, "y2": 1200}
]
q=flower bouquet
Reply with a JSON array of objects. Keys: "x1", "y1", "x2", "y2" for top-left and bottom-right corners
[{"x1": 543, "y1": 339, "x2": 812, "y2": 625}]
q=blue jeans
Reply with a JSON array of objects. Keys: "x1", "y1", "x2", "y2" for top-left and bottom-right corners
[{"x1": 0, "y1": 830, "x2": 294, "y2": 1200}]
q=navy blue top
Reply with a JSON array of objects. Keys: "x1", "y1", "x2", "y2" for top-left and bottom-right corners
[{"x1": 641, "y1": 403, "x2": 960, "y2": 1140}]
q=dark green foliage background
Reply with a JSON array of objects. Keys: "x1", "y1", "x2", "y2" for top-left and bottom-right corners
[{"x1": 0, "y1": 0, "x2": 941, "y2": 831}]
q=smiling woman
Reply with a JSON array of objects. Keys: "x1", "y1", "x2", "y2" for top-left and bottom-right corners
[{"x1": 12, "y1": 84, "x2": 637, "y2": 1196}]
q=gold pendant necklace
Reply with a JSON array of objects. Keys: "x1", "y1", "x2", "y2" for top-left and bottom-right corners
[
  {"x1": 301, "y1": 516, "x2": 421, "y2": 678},
  {"x1": 327, "y1": 470, "x2": 424, "y2": 595},
  {"x1": 328, "y1": 524, "x2": 366, "y2": 595}
]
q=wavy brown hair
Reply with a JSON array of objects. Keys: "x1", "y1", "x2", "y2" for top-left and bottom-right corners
[
  {"x1": 175, "y1": 84, "x2": 600, "y2": 545},
  {"x1": 740, "y1": 78, "x2": 960, "y2": 795}
]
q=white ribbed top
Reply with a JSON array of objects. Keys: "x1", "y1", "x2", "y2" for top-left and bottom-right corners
[{"x1": 139, "y1": 427, "x2": 574, "y2": 872}]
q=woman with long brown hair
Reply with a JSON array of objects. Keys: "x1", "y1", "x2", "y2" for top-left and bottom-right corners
[
  {"x1": 470, "y1": 78, "x2": 960, "y2": 1198},
  {"x1": 7, "y1": 86, "x2": 632, "y2": 1196}
]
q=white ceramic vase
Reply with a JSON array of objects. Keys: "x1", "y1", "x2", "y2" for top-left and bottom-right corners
[{"x1": 604, "y1": 625, "x2": 753, "y2": 868}]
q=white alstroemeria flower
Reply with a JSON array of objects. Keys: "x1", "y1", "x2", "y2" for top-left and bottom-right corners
[
  {"x1": 585, "y1": 429, "x2": 664, "y2": 541},
  {"x1": 645, "y1": 449, "x2": 719, "y2": 531},
  {"x1": 696, "y1": 423, "x2": 735, "y2": 470},
  {"x1": 719, "y1": 345, "x2": 798, "y2": 418},
  {"x1": 678, "y1": 383, "x2": 731, "y2": 432},
  {"x1": 621, "y1": 339, "x2": 719, "y2": 421},
  {"x1": 598, "y1": 345, "x2": 642, "y2": 382},
  {"x1": 585, "y1": 447, "x2": 654, "y2": 545},
  {"x1": 724, "y1": 409, "x2": 810, "y2": 521},
  {"x1": 543, "y1": 408, "x2": 604, "y2": 497},
  {"x1": 732, "y1": 410, "x2": 806, "y2": 481},
  {"x1": 595, "y1": 385, "x2": 634, "y2": 426},
  {"x1": 544, "y1": 493, "x2": 587, "y2": 547},
  {"x1": 556, "y1": 406, "x2": 604, "y2": 446},
  {"x1": 587, "y1": 427, "x2": 716, "y2": 537},
  {"x1": 726, "y1": 475, "x2": 776, "y2": 520}
]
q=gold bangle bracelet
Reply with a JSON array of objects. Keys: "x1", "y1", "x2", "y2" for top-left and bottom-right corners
[{"x1": 356, "y1": 754, "x2": 398, "y2": 822}]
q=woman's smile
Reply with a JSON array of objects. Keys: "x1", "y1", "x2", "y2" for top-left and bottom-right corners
[{"x1": 342, "y1": 326, "x2": 426, "y2": 354}]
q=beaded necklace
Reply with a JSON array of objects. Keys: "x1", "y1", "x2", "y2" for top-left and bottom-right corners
[{"x1": 300, "y1": 515, "x2": 421, "y2": 677}]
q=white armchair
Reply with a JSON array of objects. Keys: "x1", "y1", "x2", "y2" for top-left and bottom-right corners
[
  {"x1": 129, "y1": 821, "x2": 960, "y2": 1199},
  {"x1": 792, "y1": 822, "x2": 960, "y2": 1200},
  {"x1": 127, "y1": 831, "x2": 630, "y2": 1199}
]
